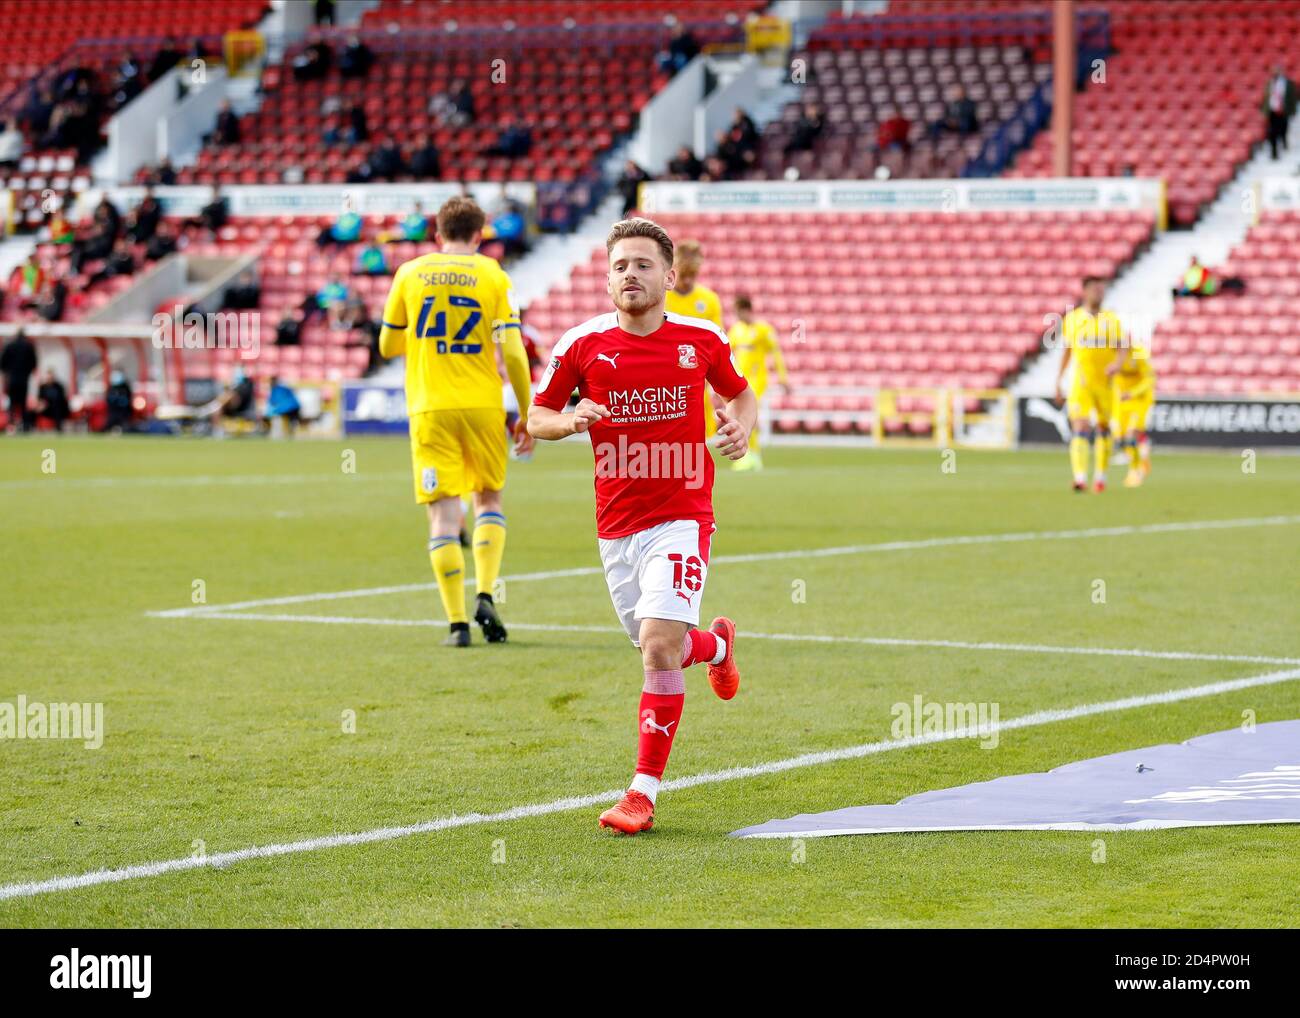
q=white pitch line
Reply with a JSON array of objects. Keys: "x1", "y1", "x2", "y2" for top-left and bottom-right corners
[
  {"x1": 156, "y1": 611, "x2": 1300, "y2": 666},
  {"x1": 146, "y1": 513, "x2": 1300, "y2": 618},
  {"x1": 4, "y1": 665, "x2": 1298, "y2": 903}
]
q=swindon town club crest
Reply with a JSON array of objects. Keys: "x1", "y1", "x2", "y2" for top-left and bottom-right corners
[{"x1": 677, "y1": 344, "x2": 697, "y2": 369}]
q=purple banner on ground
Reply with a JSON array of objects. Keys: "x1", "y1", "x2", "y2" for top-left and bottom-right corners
[{"x1": 731, "y1": 721, "x2": 1300, "y2": 838}]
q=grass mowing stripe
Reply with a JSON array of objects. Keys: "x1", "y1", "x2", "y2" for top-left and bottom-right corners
[{"x1": 4, "y1": 665, "x2": 1298, "y2": 904}]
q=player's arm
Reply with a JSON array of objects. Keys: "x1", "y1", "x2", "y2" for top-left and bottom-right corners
[
  {"x1": 706, "y1": 326, "x2": 757, "y2": 460},
  {"x1": 1054, "y1": 341, "x2": 1071, "y2": 404},
  {"x1": 378, "y1": 267, "x2": 407, "y2": 359},
  {"x1": 526, "y1": 332, "x2": 605, "y2": 439}
]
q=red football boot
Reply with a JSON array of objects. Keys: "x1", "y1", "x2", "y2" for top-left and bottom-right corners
[
  {"x1": 598, "y1": 790, "x2": 655, "y2": 835},
  {"x1": 706, "y1": 616, "x2": 740, "y2": 700}
]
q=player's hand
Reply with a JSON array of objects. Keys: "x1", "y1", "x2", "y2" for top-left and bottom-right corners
[
  {"x1": 1053, "y1": 386, "x2": 1065, "y2": 408},
  {"x1": 712, "y1": 407, "x2": 749, "y2": 460},
  {"x1": 512, "y1": 417, "x2": 535, "y2": 456},
  {"x1": 570, "y1": 398, "x2": 611, "y2": 434}
]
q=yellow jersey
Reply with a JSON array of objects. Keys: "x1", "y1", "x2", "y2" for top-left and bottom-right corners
[
  {"x1": 1063, "y1": 307, "x2": 1125, "y2": 384},
  {"x1": 1113, "y1": 347, "x2": 1156, "y2": 400},
  {"x1": 380, "y1": 251, "x2": 521, "y2": 413},
  {"x1": 665, "y1": 284, "x2": 723, "y2": 329},
  {"x1": 728, "y1": 319, "x2": 787, "y2": 394}
]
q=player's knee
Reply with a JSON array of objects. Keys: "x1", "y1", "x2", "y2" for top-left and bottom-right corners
[
  {"x1": 638, "y1": 628, "x2": 682, "y2": 671},
  {"x1": 474, "y1": 489, "x2": 503, "y2": 515}
]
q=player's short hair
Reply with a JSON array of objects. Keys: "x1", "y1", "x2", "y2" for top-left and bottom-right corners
[
  {"x1": 1081, "y1": 275, "x2": 1104, "y2": 288},
  {"x1": 674, "y1": 238, "x2": 703, "y2": 268},
  {"x1": 606, "y1": 217, "x2": 674, "y2": 267},
  {"x1": 735, "y1": 294, "x2": 753, "y2": 311},
  {"x1": 436, "y1": 196, "x2": 486, "y2": 243}
]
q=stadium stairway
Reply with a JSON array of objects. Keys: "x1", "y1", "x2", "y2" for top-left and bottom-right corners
[{"x1": 1013, "y1": 114, "x2": 1300, "y2": 398}]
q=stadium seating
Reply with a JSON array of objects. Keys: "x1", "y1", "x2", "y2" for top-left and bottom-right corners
[
  {"x1": 526, "y1": 208, "x2": 1157, "y2": 435},
  {"x1": 1153, "y1": 210, "x2": 1300, "y2": 395},
  {"x1": 178, "y1": 5, "x2": 762, "y2": 189}
]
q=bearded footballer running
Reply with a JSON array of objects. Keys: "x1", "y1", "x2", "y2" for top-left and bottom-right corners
[{"x1": 527, "y1": 217, "x2": 758, "y2": 835}]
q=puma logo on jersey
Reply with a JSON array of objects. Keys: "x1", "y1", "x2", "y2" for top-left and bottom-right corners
[
  {"x1": 644, "y1": 718, "x2": 676, "y2": 737},
  {"x1": 596, "y1": 352, "x2": 621, "y2": 368}
]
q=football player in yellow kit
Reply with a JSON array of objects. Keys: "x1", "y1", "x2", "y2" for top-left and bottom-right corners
[
  {"x1": 1055, "y1": 276, "x2": 1126, "y2": 493},
  {"x1": 664, "y1": 239, "x2": 724, "y2": 440},
  {"x1": 380, "y1": 197, "x2": 533, "y2": 647},
  {"x1": 1108, "y1": 344, "x2": 1156, "y2": 487},
  {"x1": 727, "y1": 294, "x2": 789, "y2": 471}
]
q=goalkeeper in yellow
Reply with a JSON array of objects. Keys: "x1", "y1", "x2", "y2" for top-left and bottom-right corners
[
  {"x1": 1108, "y1": 344, "x2": 1156, "y2": 487},
  {"x1": 1055, "y1": 275, "x2": 1125, "y2": 493},
  {"x1": 727, "y1": 294, "x2": 789, "y2": 471},
  {"x1": 380, "y1": 196, "x2": 533, "y2": 647}
]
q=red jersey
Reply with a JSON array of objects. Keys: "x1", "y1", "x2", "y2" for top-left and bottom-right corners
[{"x1": 533, "y1": 311, "x2": 749, "y2": 539}]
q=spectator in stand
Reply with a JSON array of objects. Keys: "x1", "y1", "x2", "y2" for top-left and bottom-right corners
[
  {"x1": 616, "y1": 159, "x2": 649, "y2": 215},
  {"x1": 877, "y1": 107, "x2": 912, "y2": 154},
  {"x1": 666, "y1": 145, "x2": 703, "y2": 180},
  {"x1": 368, "y1": 137, "x2": 407, "y2": 180},
  {"x1": 484, "y1": 118, "x2": 532, "y2": 159},
  {"x1": 94, "y1": 194, "x2": 123, "y2": 238},
  {"x1": 713, "y1": 126, "x2": 756, "y2": 179},
  {"x1": 103, "y1": 370, "x2": 134, "y2": 431},
  {"x1": 195, "y1": 186, "x2": 229, "y2": 235},
  {"x1": 111, "y1": 54, "x2": 144, "y2": 108},
  {"x1": 353, "y1": 241, "x2": 388, "y2": 275},
  {"x1": 489, "y1": 187, "x2": 528, "y2": 259},
  {"x1": 217, "y1": 369, "x2": 256, "y2": 430},
  {"x1": 35, "y1": 369, "x2": 70, "y2": 431},
  {"x1": 0, "y1": 119, "x2": 25, "y2": 167},
  {"x1": 89, "y1": 238, "x2": 136, "y2": 284},
  {"x1": 731, "y1": 107, "x2": 759, "y2": 152},
  {"x1": 316, "y1": 275, "x2": 351, "y2": 328},
  {"x1": 402, "y1": 202, "x2": 429, "y2": 241},
  {"x1": 213, "y1": 99, "x2": 241, "y2": 145},
  {"x1": 658, "y1": 24, "x2": 700, "y2": 75},
  {"x1": 1172, "y1": 256, "x2": 1246, "y2": 298},
  {"x1": 317, "y1": 205, "x2": 363, "y2": 246},
  {"x1": 339, "y1": 35, "x2": 375, "y2": 79},
  {"x1": 931, "y1": 84, "x2": 979, "y2": 138},
  {"x1": 314, "y1": 0, "x2": 335, "y2": 26},
  {"x1": 292, "y1": 38, "x2": 333, "y2": 82},
  {"x1": 21, "y1": 85, "x2": 56, "y2": 138},
  {"x1": 408, "y1": 134, "x2": 441, "y2": 179},
  {"x1": 48, "y1": 211, "x2": 75, "y2": 245},
  {"x1": 1, "y1": 329, "x2": 38, "y2": 432},
  {"x1": 275, "y1": 308, "x2": 303, "y2": 346},
  {"x1": 145, "y1": 221, "x2": 178, "y2": 261},
  {"x1": 1264, "y1": 64, "x2": 1297, "y2": 160},
  {"x1": 224, "y1": 271, "x2": 261, "y2": 310},
  {"x1": 8, "y1": 254, "x2": 46, "y2": 310},
  {"x1": 147, "y1": 37, "x2": 184, "y2": 82},
  {"x1": 126, "y1": 187, "x2": 162, "y2": 243},
  {"x1": 783, "y1": 102, "x2": 825, "y2": 155},
  {"x1": 69, "y1": 198, "x2": 121, "y2": 273},
  {"x1": 36, "y1": 278, "x2": 68, "y2": 322},
  {"x1": 699, "y1": 155, "x2": 729, "y2": 182},
  {"x1": 430, "y1": 79, "x2": 476, "y2": 126},
  {"x1": 155, "y1": 157, "x2": 178, "y2": 185},
  {"x1": 263, "y1": 376, "x2": 302, "y2": 435},
  {"x1": 324, "y1": 102, "x2": 368, "y2": 146},
  {"x1": 342, "y1": 297, "x2": 381, "y2": 373}
]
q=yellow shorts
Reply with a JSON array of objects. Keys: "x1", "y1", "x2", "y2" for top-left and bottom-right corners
[
  {"x1": 1114, "y1": 393, "x2": 1153, "y2": 436},
  {"x1": 409, "y1": 408, "x2": 507, "y2": 503},
  {"x1": 1068, "y1": 376, "x2": 1114, "y2": 426}
]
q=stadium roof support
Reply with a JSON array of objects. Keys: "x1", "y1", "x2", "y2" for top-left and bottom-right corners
[{"x1": 1052, "y1": 0, "x2": 1075, "y2": 178}]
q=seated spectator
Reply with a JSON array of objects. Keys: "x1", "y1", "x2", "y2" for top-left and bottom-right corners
[
  {"x1": 323, "y1": 102, "x2": 367, "y2": 146},
  {"x1": 342, "y1": 297, "x2": 381, "y2": 373},
  {"x1": 48, "y1": 212, "x2": 75, "y2": 245},
  {"x1": 8, "y1": 254, "x2": 46, "y2": 309},
  {"x1": 784, "y1": 103, "x2": 825, "y2": 154},
  {"x1": 667, "y1": 145, "x2": 703, "y2": 180},
  {"x1": 317, "y1": 206, "x2": 363, "y2": 246},
  {"x1": 217, "y1": 369, "x2": 256, "y2": 427},
  {"x1": 484, "y1": 118, "x2": 531, "y2": 159},
  {"x1": 263, "y1": 376, "x2": 302, "y2": 434},
  {"x1": 224, "y1": 270, "x2": 261, "y2": 310},
  {"x1": 275, "y1": 308, "x2": 303, "y2": 345},
  {"x1": 0, "y1": 119, "x2": 25, "y2": 167},
  {"x1": 315, "y1": 0, "x2": 335, "y2": 25},
  {"x1": 154, "y1": 157, "x2": 178, "y2": 185},
  {"x1": 368, "y1": 137, "x2": 406, "y2": 180},
  {"x1": 1172, "y1": 256, "x2": 1246, "y2": 298},
  {"x1": 316, "y1": 275, "x2": 351, "y2": 328},
  {"x1": 94, "y1": 194, "x2": 123, "y2": 238},
  {"x1": 657, "y1": 24, "x2": 699, "y2": 75},
  {"x1": 126, "y1": 187, "x2": 162, "y2": 243},
  {"x1": 36, "y1": 278, "x2": 68, "y2": 322},
  {"x1": 21, "y1": 86, "x2": 56, "y2": 138},
  {"x1": 353, "y1": 241, "x2": 388, "y2": 275},
  {"x1": 931, "y1": 85, "x2": 979, "y2": 138},
  {"x1": 489, "y1": 189, "x2": 528, "y2": 259},
  {"x1": 103, "y1": 370, "x2": 133, "y2": 431},
  {"x1": 429, "y1": 79, "x2": 475, "y2": 126},
  {"x1": 731, "y1": 107, "x2": 759, "y2": 152},
  {"x1": 714, "y1": 127, "x2": 754, "y2": 178},
  {"x1": 213, "y1": 100, "x2": 241, "y2": 145},
  {"x1": 877, "y1": 108, "x2": 912, "y2": 153},
  {"x1": 147, "y1": 37, "x2": 183, "y2": 82},
  {"x1": 292, "y1": 39, "x2": 333, "y2": 82},
  {"x1": 35, "y1": 369, "x2": 70, "y2": 431},
  {"x1": 192, "y1": 186, "x2": 228, "y2": 235},
  {"x1": 408, "y1": 134, "x2": 441, "y2": 179},
  {"x1": 339, "y1": 35, "x2": 375, "y2": 79},
  {"x1": 616, "y1": 159, "x2": 649, "y2": 215},
  {"x1": 699, "y1": 155, "x2": 729, "y2": 182},
  {"x1": 401, "y1": 202, "x2": 429, "y2": 241},
  {"x1": 145, "y1": 221, "x2": 178, "y2": 261},
  {"x1": 90, "y1": 238, "x2": 136, "y2": 284}
]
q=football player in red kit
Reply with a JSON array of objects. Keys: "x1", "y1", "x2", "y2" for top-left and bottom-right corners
[{"x1": 527, "y1": 217, "x2": 758, "y2": 835}]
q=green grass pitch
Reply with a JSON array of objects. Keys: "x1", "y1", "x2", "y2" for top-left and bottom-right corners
[{"x1": 1, "y1": 435, "x2": 1298, "y2": 927}]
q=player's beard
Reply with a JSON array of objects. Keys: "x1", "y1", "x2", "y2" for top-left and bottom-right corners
[{"x1": 612, "y1": 283, "x2": 660, "y2": 315}]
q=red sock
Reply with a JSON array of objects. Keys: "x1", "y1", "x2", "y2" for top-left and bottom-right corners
[
  {"x1": 681, "y1": 629, "x2": 719, "y2": 668},
  {"x1": 636, "y1": 669, "x2": 685, "y2": 780}
]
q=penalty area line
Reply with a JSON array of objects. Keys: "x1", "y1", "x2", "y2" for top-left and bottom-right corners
[{"x1": 3, "y1": 665, "x2": 1300, "y2": 903}]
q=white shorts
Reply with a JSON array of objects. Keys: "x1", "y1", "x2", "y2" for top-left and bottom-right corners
[{"x1": 598, "y1": 518, "x2": 715, "y2": 646}]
